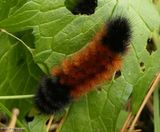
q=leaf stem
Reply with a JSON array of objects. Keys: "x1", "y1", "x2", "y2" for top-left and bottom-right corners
[
  {"x1": 0, "y1": 95, "x2": 35, "y2": 100},
  {"x1": 46, "y1": 115, "x2": 54, "y2": 132}
]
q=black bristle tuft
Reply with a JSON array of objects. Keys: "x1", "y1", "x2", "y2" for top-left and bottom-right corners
[
  {"x1": 102, "y1": 17, "x2": 132, "y2": 53},
  {"x1": 35, "y1": 76, "x2": 71, "y2": 114},
  {"x1": 71, "y1": 0, "x2": 97, "y2": 15}
]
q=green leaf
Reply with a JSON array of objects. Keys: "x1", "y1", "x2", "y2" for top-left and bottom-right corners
[
  {"x1": 115, "y1": 110, "x2": 128, "y2": 132},
  {"x1": 0, "y1": 0, "x2": 160, "y2": 131},
  {"x1": 0, "y1": 32, "x2": 43, "y2": 120},
  {"x1": 132, "y1": 32, "x2": 160, "y2": 113},
  {"x1": 59, "y1": 78, "x2": 132, "y2": 132},
  {"x1": 28, "y1": 115, "x2": 48, "y2": 132},
  {"x1": 0, "y1": 0, "x2": 19, "y2": 21}
]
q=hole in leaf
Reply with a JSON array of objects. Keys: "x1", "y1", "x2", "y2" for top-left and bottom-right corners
[
  {"x1": 25, "y1": 113, "x2": 34, "y2": 122},
  {"x1": 97, "y1": 86, "x2": 102, "y2": 91},
  {"x1": 140, "y1": 62, "x2": 145, "y2": 72},
  {"x1": 140, "y1": 62, "x2": 144, "y2": 67},
  {"x1": 142, "y1": 68, "x2": 145, "y2": 72},
  {"x1": 114, "y1": 70, "x2": 121, "y2": 79},
  {"x1": 65, "y1": 0, "x2": 97, "y2": 15},
  {"x1": 0, "y1": 112, "x2": 8, "y2": 125},
  {"x1": 45, "y1": 118, "x2": 50, "y2": 125},
  {"x1": 146, "y1": 38, "x2": 157, "y2": 55}
]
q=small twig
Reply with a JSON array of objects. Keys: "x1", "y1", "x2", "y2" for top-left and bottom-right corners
[
  {"x1": 56, "y1": 111, "x2": 68, "y2": 132},
  {"x1": 129, "y1": 73, "x2": 160, "y2": 131},
  {"x1": 5, "y1": 108, "x2": 19, "y2": 132},
  {"x1": 146, "y1": 97, "x2": 153, "y2": 116},
  {"x1": 0, "y1": 122, "x2": 6, "y2": 127},
  {"x1": 121, "y1": 112, "x2": 134, "y2": 132},
  {"x1": 135, "y1": 129, "x2": 142, "y2": 132},
  {"x1": 49, "y1": 124, "x2": 58, "y2": 132},
  {"x1": 46, "y1": 115, "x2": 54, "y2": 132}
]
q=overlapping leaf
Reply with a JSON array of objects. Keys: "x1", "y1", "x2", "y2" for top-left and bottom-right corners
[{"x1": 0, "y1": 0, "x2": 160, "y2": 131}]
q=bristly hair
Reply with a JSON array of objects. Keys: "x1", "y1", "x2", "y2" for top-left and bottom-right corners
[
  {"x1": 35, "y1": 76, "x2": 71, "y2": 114},
  {"x1": 71, "y1": 0, "x2": 97, "y2": 15},
  {"x1": 101, "y1": 17, "x2": 131, "y2": 53},
  {"x1": 34, "y1": 16, "x2": 132, "y2": 114}
]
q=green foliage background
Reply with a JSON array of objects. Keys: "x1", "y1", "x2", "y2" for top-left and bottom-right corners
[{"x1": 0, "y1": 0, "x2": 160, "y2": 132}]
